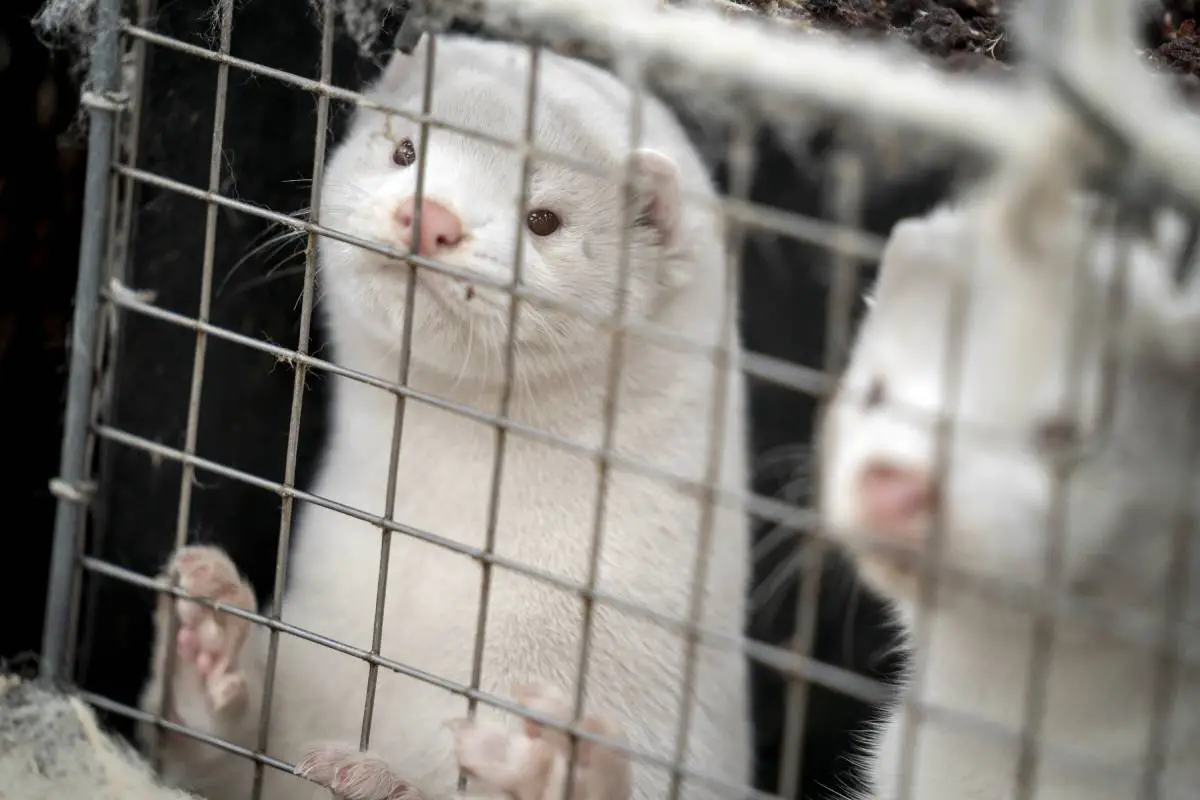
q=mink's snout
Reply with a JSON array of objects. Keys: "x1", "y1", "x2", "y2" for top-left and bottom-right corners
[
  {"x1": 394, "y1": 196, "x2": 465, "y2": 255},
  {"x1": 856, "y1": 460, "x2": 939, "y2": 540}
]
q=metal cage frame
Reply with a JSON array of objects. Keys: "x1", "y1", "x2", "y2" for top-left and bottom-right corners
[{"x1": 36, "y1": 1, "x2": 1200, "y2": 799}]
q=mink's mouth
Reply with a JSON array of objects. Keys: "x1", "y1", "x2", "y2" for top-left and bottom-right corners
[
  {"x1": 418, "y1": 265, "x2": 512, "y2": 311},
  {"x1": 858, "y1": 547, "x2": 919, "y2": 577},
  {"x1": 410, "y1": 272, "x2": 509, "y2": 329},
  {"x1": 413, "y1": 271, "x2": 451, "y2": 304},
  {"x1": 408, "y1": 272, "x2": 468, "y2": 322},
  {"x1": 855, "y1": 553, "x2": 921, "y2": 604},
  {"x1": 849, "y1": 533, "x2": 925, "y2": 597}
]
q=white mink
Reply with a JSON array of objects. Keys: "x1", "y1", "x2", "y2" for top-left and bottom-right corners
[
  {"x1": 137, "y1": 33, "x2": 751, "y2": 800},
  {"x1": 818, "y1": 179, "x2": 1200, "y2": 800}
]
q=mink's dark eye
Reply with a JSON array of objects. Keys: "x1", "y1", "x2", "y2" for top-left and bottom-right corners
[
  {"x1": 526, "y1": 209, "x2": 561, "y2": 237},
  {"x1": 392, "y1": 138, "x2": 416, "y2": 167},
  {"x1": 864, "y1": 377, "x2": 886, "y2": 409}
]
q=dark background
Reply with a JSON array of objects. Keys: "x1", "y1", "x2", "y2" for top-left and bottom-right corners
[{"x1": 3, "y1": 1, "x2": 1197, "y2": 798}]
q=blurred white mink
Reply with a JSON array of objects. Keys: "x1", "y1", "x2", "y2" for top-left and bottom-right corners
[{"x1": 818, "y1": 154, "x2": 1200, "y2": 799}]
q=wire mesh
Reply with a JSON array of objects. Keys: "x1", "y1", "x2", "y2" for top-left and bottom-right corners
[{"x1": 37, "y1": 1, "x2": 1200, "y2": 800}]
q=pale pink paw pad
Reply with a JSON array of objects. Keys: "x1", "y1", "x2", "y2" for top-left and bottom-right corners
[
  {"x1": 209, "y1": 673, "x2": 246, "y2": 713},
  {"x1": 158, "y1": 545, "x2": 255, "y2": 712},
  {"x1": 507, "y1": 682, "x2": 632, "y2": 800},
  {"x1": 176, "y1": 628, "x2": 199, "y2": 660},
  {"x1": 449, "y1": 717, "x2": 538, "y2": 788}
]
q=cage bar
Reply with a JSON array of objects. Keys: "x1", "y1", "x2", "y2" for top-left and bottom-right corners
[
  {"x1": 40, "y1": 0, "x2": 125, "y2": 686},
  {"x1": 248, "y1": 0, "x2": 337, "y2": 796}
]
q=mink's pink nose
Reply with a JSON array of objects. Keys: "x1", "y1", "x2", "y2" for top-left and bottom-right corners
[
  {"x1": 856, "y1": 461, "x2": 937, "y2": 536},
  {"x1": 394, "y1": 196, "x2": 464, "y2": 254}
]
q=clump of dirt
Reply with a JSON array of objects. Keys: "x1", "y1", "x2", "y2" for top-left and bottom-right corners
[
  {"x1": 1145, "y1": 3, "x2": 1200, "y2": 99},
  {"x1": 731, "y1": 0, "x2": 1200, "y2": 92}
]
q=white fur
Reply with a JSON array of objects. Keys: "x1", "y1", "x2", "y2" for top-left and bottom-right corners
[
  {"x1": 819, "y1": 179, "x2": 1200, "y2": 799},
  {"x1": 138, "y1": 34, "x2": 751, "y2": 800}
]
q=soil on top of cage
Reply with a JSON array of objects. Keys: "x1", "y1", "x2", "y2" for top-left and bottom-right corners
[{"x1": 733, "y1": 0, "x2": 1200, "y2": 95}]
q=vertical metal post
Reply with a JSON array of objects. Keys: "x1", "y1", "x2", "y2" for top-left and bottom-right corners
[
  {"x1": 70, "y1": 0, "x2": 157, "y2": 691},
  {"x1": 464, "y1": 39, "x2": 542, "y2": 749},
  {"x1": 146, "y1": 0, "x2": 236, "y2": 765},
  {"x1": 249, "y1": 0, "x2": 335, "y2": 795},
  {"x1": 562, "y1": 59, "x2": 647, "y2": 800},
  {"x1": 893, "y1": 189, "x2": 975, "y2": 800},
  {"x1": 359, "y1": 31, "x2": 439, "y2": 752},
  {"x1": 666, "y1": 118, "x2": 751, "y2": 800},
  {"x1": 778, "y1": 146, "x2": 865, "y2": 800},
  {"x1": 41, "y1": 0, "x2": 125, "y2": 686}
]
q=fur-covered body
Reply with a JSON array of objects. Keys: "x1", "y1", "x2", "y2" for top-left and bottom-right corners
[
  {"x1": 139, "y1": 34, "x2": 751, "y2": 800},
  {"x1": 820, "y1": 189, "x2": 1200, "y2": 800}
]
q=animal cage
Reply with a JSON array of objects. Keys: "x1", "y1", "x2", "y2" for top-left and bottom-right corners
[{"x1": 21, "y1": 0, "x2": 1200, "y2": 799}]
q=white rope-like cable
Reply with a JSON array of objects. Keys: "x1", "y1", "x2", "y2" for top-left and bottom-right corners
[
  {"x1": 466, "y1": 0, "x2": 1032, "y2": 158},
  {"x1": 1047, "y1": 0, "x2": 1200, "y2": 210},
  {"x1": 470, "y1": 0, "x2": 1200, "y2": 211}
]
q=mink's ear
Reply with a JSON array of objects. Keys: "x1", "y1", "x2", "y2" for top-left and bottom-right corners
[
  {"x1": 377, "y1": 34, "x2": 432, "y2": 93},
  {"x1": 629, "y1": 149, "x2": 682, "y2": 250},
  {"x1": 871, "y1": 208, "x2": 972, "y2": 305}
]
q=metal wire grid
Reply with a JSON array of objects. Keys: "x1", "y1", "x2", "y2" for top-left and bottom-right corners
[{"x1": 36, "y1": 0, "x2": 1199, "y2": 799}]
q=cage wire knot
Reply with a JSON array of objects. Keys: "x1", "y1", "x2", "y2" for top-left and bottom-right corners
[
  {"x1": 393, "y1": 0, "x2": 453, "y2": 55},
  {"x1": 1037, "y1": 57, "x2": 1200, "y2": 288},
  {"x1": 79, "y1": 89, "x2": 130, "y2": 113},
  {"x1": 48, "y1": 477, "x2": 96, "y2": 505}
]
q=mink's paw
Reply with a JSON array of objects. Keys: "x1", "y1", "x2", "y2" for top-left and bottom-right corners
[
  {"x1": 447, "y1": 683, "x2": 632, "y2": 800},
  {"x1": 149, "y1": 545, "x2": 256, "y2": 717},
  {"x1": 448, "y1": 716, "x2": 546, "y2": 795},
  {"x1": 295, "y1": 743, "x2": 426, "y2": 800}
]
